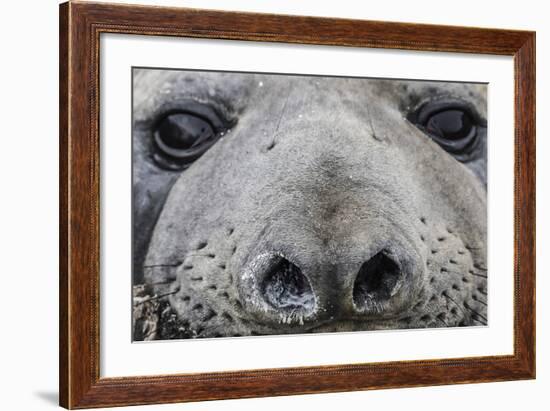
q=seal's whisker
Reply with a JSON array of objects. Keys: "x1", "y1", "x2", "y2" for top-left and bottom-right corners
[
  {"x1": 463, "y1": 302, "x2": 488, "y2": 322},
  {"x1": 147, "y1": 280, "x2": 176, "y2": 286},
  {"x1": 472, "y1": 317, "x2": 488, "y2": 326},
  {"x1": 472, "y1": 296, "x2": 487, "y2": 306},
  {"x1": 134, "y1": 289, "x2": 179, "y2": 306},
  {"x1": 143, "y1": 262, "x2": 181, "y2": 268},
  {"x1": 185, "y1": 253, "x2": 216, "y2": 259},
  {"x1": 442, "y1": 291, "x2": 470, "y2": 321}
]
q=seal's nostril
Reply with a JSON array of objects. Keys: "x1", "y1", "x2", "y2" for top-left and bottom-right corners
[
  {"x1": 353, "y1": 251, "x2": 401, "y2": 311},
  {"x1": 261, "y1": 257, "x2": 315, "y2": 311}
]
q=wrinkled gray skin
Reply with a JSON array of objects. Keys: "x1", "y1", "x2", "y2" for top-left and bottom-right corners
[{"x1": 133, "y1": 69, "x2": 487, "y2": 339}]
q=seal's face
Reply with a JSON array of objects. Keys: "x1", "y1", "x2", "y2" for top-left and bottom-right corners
[{"x1": 133, "y1": 70, "x2": 487, "y2": 339}]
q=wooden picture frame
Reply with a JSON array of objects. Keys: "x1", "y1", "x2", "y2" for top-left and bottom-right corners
[{"x1": 59, "y1": 1, "x2": 535, "y2": 408}]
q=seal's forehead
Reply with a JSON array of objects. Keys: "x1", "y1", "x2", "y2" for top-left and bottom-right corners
[
  {"x1": 371, "y1": 79, "x2": 487, "y2": 118},
  {"x1": 133, "y1": 69, "x2": 258, "y2": 120},
  {"x1": 133, "y1": 69, "x2": 487, "y2": 120}
]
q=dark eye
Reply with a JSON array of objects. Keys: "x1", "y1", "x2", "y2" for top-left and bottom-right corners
[
  {"x1": 408, "y1": 100, "x2": 483, "y2": 159},
  {"x1": 151, "y1": 103, "x2": 230, "y2": 170},
  {"x1": 154, "y1": 112, "x2": 215, "y2": 158},
  {"x1": 425, "y1": 109, "x2": 474, "y2": 141}
]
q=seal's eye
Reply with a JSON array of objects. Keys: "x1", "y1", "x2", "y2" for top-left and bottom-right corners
[
  {"x1": 154, "y1": 112, "x2": 215, "y2": 158},
  {"x1": 151, "y1": 102, "x2": 232, "y2": 170},
  {"x1": 425, "y1": 109, "x2": 474, "y2": 142},
  {"x1": 407, "y1": 100, "x2": 484, "y2": 160}
]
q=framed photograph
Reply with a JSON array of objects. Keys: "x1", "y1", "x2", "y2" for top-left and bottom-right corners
[{"x1": 59, "y1": 1, "x2": 535, "y2": 408}]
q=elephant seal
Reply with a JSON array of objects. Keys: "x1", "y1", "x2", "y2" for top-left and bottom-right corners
[{"x1": 132, "y1": 68, "x2": 487, "y2": 340}]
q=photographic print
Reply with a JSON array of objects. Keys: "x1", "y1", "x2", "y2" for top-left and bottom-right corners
[
  {"x1": 60, "y1": 4, "x2": 535, "y2": 406},
  {"x1": 132, "y1": 68, "x2": 487, "y2": 341}
]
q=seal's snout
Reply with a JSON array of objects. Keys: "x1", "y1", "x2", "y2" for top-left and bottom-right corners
[
  {"x1": 261, "y1": 256, "x2": 315, "y2": 313},
  {"x1": 239, "y1": 252, "x2": 316, "y2": 325},
  {"x1": 352, "y1": 251, "x2": 404, "y2": 312},
  {"x1": 240, "y1": 241, "x2": 420, "y2": 329}
]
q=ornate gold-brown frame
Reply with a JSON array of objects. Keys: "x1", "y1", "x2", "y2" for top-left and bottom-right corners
[{"x1": 59, "y1": 1, "x2": 535, "y2": 408}]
